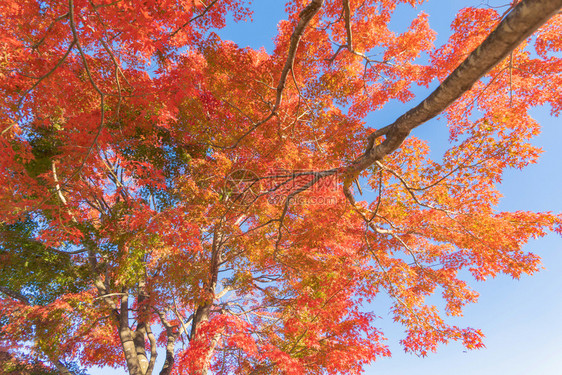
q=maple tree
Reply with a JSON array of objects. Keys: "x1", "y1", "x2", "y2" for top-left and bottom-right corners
[{"x1": 1, "y1": 0, "x2": 561, "y2": 373}]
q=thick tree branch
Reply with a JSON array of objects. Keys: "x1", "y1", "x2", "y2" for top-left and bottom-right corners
[
  {"x1": 190, "y1": 229, "x2": 222, "y2": 340},
  {"x1": 146, "y1": 324, "x2": 158, "y2": 375},
  {"x1": 134, "y1": 280, "x2": 150, "y2": 375},
  {"x1": 346, "y1": 0, "x2": 562, "y2": 183},
  {"x1": 53, "y1": 360, "x2": 74, "y2": 375},
  {"x1": 343, "y1": 0, "x2": 353, "y2": 49},
  {"x1": 155, "y1": 308, "x2": 178, "y2": 375},
  {"x1": 0, "y1": 285, "x2": 30, "y2": 304}
]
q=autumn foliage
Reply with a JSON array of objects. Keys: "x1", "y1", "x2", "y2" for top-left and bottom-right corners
[{"x1": 0, "y1": 0, "x2": 561, "y2": 374}]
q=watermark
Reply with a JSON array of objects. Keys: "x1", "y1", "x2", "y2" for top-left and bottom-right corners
[
  {"x1": 224, "y1": 169, "x2": 261, "y2": 207},
  {"x1": 266, "y1": 194, "x2": 341, "y2": 206},
  {"x1": 225, "y1": 167, "x2": 343, "y2": 207}
]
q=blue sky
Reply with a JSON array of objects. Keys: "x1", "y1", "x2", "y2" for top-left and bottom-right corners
[
  {"x1": 365, "y1": 108, "x2": 562, "y2": 375},
  {"x1": 88, "y1": 1, "x2": 562, "y2": 373}
]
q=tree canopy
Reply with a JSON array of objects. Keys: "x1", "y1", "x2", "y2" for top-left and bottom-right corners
[{"x1": 0, "y1": 0, "x2": 561, "y2": 374}]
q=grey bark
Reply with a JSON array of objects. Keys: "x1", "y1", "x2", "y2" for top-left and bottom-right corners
[
  {"x1": 346, "y1": 0, "x2": 562, "y2": 179},
  {"x1": 134, "y1": 280, "x2": 151, "y2": 375},
  {"x1": 158, "y1": 333, "x2": 176, "y2": 375},
  {"x1": 155, "y1": 307, "x2": 178, "y2": 375},
  {"x1": 119, "y1": 292, "x2": 143, "y2": 375}
]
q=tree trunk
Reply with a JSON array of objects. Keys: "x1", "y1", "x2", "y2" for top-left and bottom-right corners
[{"x1": 119, "y1": 292, "x2": 143, "y2": 375}]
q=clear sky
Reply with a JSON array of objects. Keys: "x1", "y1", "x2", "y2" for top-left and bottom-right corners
[{"x1": 88, "y1": 1, "x2": 562, "y2": 374}]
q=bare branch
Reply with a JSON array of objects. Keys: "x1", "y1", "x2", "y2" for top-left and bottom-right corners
[
  {"x1": 69, "y1": 0, "x2": 106, "y2": 172},
  {"x1": 2, "y1": 36, "x2": 76, "y2": 136},
  {"x1": 226, "y1": 0, "x2": 324, "y2": 149},
  {"x1": 170, "y1": 0, "x2": 220, "y2": 38}
]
